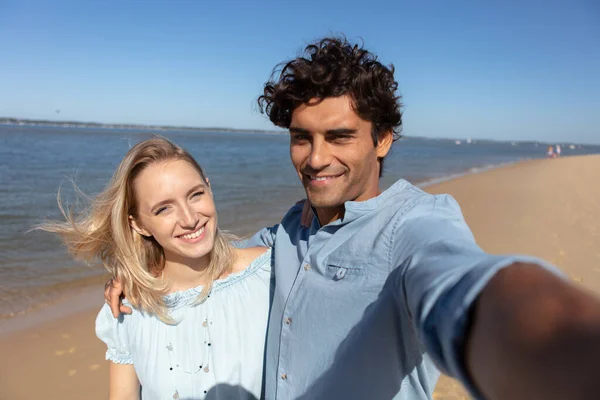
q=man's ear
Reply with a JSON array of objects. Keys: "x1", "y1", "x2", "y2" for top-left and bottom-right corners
[
  {"x1": 376, "y1": 130, "x2": 394, "y2": 159},
  {"x1": 129, "y1": 215, "x2": 151, "y2": 237}
]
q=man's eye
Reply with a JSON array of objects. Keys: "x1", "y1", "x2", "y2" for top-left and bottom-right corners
[
  {"x1": 192, "y1": 191, "x2": 203, "y2": 198},
  {"x1": 293, "y1": 135, "x2": 308, "y2": 141},
  {"x1": 332, "y1": 135, "x2": 351, "y2": 141}
]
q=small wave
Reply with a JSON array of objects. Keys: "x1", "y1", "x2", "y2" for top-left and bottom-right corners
[
  {"x1": 416, "y1": 159, "x2": 529, "y2": 189},
  {"x1": 0, "y1": 272, "x2": 109, "y2": 320}
]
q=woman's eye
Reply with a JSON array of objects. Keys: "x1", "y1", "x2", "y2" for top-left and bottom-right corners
[
  {"x1": 154, "y1": 206, "x2": 167, "y2": 216},
  {"x1": 192, "y1": 191, "x2": 203, "y2": 198}
]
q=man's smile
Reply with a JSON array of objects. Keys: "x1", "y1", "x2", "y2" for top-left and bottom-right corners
[{"x1": 305, "y1": 173, "x2": 344, "y2": 186}]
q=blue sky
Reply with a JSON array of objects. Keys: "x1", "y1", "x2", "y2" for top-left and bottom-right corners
[{"x1": 1, "y1": 0, "x2": 598, "y2": 143}]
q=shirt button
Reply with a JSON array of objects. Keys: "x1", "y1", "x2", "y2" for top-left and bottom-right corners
[
  {"x1": 304, "y1": 264, "x2": 311, "y2": 271},
  {"x1": 284, "y1": 317, "x2": 292, "y2": 325},
  {"x1": 281, "y1": 373, "x2": 288, "y2": 380}
]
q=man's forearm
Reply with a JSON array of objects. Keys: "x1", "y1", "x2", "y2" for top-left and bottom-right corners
[{"x1": 466, "y1": 263, "x2": 600, "y2": 400}]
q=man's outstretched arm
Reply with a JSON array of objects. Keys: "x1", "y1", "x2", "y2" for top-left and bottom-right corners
[
  {"x1": 466, "y1": 263, "x2": 600, "y2": 400},
  {"x1": 395, "y1": 194, "x2": 599, "y2": 399}
]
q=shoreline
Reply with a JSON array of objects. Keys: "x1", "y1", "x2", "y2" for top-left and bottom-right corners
[
  {"x1": 0, "y1": 285, "x2": 104, "y2": 338},
  {"x1": 0, "y1": 120, "x2": 285, "y2": 135},
  {"x1": 6, "y1": 122, "x2": 599, "y2": 146},
  {"x1": 416, "y1": 158, "x2": 527, "y2": 190}
]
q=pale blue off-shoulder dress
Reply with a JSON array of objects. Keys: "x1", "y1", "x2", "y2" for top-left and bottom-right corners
[{"x1": 96, "y1": 249, "x2": 272, "y2": 400}]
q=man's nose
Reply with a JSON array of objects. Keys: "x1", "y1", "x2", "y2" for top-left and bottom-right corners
[{"x1": 307, "y1": 138, "x2": 332, "y2": 171}]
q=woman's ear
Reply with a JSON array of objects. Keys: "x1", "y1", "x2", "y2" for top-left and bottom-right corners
[
  {"x1": 129, "y1": 215, "x2": 151, "y2": 237},
  {"x1": 205, "y1": 177, "x2": 211, "y2": 187}
]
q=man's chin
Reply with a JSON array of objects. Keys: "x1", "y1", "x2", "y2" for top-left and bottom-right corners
[{"x1": 306, "y1": 195, "x2": 343, "y2": 209}]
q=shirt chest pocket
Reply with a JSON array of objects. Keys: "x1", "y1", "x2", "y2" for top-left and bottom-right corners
[{"x1": 325, "y1": 256, "x2": 367, "y2": 282}]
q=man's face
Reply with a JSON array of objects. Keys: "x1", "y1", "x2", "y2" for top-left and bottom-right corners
[{"x1": 289, "y1": 95, "x2": 392, "y2": 224}]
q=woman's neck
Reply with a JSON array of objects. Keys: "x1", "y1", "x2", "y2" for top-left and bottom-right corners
[{"x1": 161, "y1": 255, "x2": 211, "y2": 293}]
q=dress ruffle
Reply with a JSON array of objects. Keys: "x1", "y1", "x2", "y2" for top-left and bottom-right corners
[{"x1": 163, "y1": 249, "x2": 272, "y2": 309}]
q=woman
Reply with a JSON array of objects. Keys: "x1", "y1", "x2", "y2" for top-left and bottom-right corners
[{"x1": 40, "y1": 137, "x2": 271, "y2": 399}]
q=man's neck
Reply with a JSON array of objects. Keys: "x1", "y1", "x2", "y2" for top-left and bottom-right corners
[
  {"x1": 315, "y1": 207, "x2": 344, "y2": 226},
  {"x1": 314, "y1": 187, "x2": 383, "y2": 226}
]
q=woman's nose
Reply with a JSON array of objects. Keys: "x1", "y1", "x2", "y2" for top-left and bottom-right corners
[{"x1": 179, "y1": 205, "x2": 198, "y2": 228}]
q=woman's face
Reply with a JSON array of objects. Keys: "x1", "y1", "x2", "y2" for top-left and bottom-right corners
[{"x1": 130, "y1": 159, "x2": 217, "y2": 265}]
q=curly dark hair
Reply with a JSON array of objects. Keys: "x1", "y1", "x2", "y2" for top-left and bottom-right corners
[{"x1": 257, "y1": 36, "x2": 403, "y2": 176}]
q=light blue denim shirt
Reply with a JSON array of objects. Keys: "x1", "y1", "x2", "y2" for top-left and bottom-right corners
[{"x1": 247, "y1": 179, "x2": 558, "y2": 399}]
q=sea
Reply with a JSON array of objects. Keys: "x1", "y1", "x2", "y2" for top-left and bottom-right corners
[{"x1": 1, "y1": 124, "x2": 599, "y2": 321}]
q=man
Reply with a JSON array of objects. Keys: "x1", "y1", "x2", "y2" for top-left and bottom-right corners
[{"x1": 108, "y1": 37, "x2": 600, "y2": 399}]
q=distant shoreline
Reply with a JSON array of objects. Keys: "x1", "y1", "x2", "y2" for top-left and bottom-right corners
[
  {"x1": 2, "y1": 117, "x2": 599, "y2": 146},
  {"x1": 0, "y1": 117, "x2": 285, "y2": 135}
]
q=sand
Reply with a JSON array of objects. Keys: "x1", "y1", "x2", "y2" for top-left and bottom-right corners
[
  {"x1": 0, "y1": 287, "x2": 109, "y2": 398},
  {"x1": 1, "y1": 154, "x2": 598, "y2": 400}
]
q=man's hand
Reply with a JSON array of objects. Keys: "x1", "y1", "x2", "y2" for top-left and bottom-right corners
[
  {"x1": 466, "y1": 263, "x2": 600, "y2": 400},
  {"x1": 104, "y1": 278, "x2": 132, "y2": 318}
]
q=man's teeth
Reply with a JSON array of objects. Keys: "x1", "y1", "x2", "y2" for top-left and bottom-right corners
[
  {"x1": 181, "y1": 226, "x2": 205, "y2": 240},
  {"x1": 311, "y1": 175, "x2": 337, "y2": 181}
]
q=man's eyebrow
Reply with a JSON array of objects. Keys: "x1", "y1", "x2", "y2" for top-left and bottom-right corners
[
  {"x1": 325, "y1": 128, "x2": 357, "y2": 135},
  {"x1": 289, "y1": 127, "x2": 358, "y2": 135},
  {"x1": 289, "y1": 126, "x2": 310, "y2": 134}
]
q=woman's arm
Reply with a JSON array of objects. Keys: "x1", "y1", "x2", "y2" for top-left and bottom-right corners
[{"x1": 109, "y1": 362, "x2": 140, "y2": 400}]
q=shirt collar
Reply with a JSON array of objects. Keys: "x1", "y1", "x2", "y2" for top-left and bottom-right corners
[{"x1": 313, "y1": 179, "x2": 411, "y2": 228}]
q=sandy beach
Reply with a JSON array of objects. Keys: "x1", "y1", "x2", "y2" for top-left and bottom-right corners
[{"x1": 1, "y1": 154, "x2": 599, "y2": 399}]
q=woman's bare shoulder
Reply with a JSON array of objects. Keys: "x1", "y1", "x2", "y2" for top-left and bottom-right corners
[{"x1": 231, "y1": 246, "x2": 270, "y2": 273}]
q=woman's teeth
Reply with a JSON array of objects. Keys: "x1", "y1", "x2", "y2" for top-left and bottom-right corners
[{"x1": 180, "y1": 226, "x2": 205, "y2": 240}]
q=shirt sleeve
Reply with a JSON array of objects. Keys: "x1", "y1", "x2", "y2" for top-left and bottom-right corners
[
  {"x1": 242, "y1": 225, "x2": 278, "y2": 248},
  {"x1": 394, "y1": 194, "x2": 564, "y2": 397},
  {"x1": 95, "y1": 303, "x2": 133, "y2": 364},
  {"x1": 238, "y1": 201, "x2": 308, "y2": 249}
]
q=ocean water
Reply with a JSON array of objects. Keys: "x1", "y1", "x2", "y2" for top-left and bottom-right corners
[{"x1": 1, "y1": 124, "x2": 598, "y2": 319}]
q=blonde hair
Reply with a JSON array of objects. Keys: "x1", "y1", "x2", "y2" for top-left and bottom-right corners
[{"x1": 38, "y1": 136, "x2": 236, "y2": 322}]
